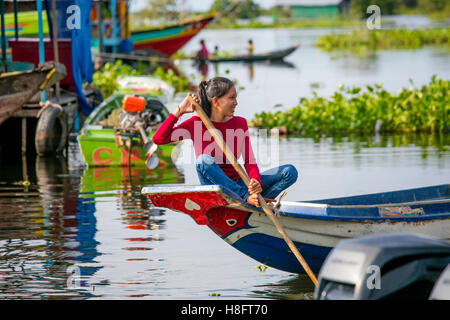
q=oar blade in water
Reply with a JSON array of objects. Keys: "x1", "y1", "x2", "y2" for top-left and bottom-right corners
[{"x1": 145, "y1": 143, "x2": 159, "y2": 169}]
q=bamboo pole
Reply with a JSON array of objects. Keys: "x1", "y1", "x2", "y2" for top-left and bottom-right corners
[
  {"x1": 51, "y1": 0, "x2": 60, "y2": 102},
  {"x1": 111, "y1": 0, "x2": 117, "y2": 53},
  {"x1": 96, "y1": 1, "x2": 103, "y2": 66},
  {"x1": 36, "y1": 0, "x2": 46, "y2": 102},
  {"x1": 0, "y1": 0, "x2": 7, "y2": 72},
  {"x1": 188, "y1": 95, "x2": 318, "y2": 286},
  {"x1": 13, "y1": 0, "x2": 18, "y2": 40}
]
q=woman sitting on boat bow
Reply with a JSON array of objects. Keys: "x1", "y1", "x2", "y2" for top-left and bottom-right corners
[{"x1": 152, "y1": 77, "x2": 298, "y2": 207}]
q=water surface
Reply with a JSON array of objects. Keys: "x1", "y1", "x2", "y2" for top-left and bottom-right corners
[{"x1": 0, "y1": 132, "x2": 448, "y2": 299}]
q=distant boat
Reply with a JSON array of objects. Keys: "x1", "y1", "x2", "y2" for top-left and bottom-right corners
[
  {"x1": 142, "y1": 184, "x2": 450, "y2": 274},
  {"x1": 2, "y1": 10, "x2": 49, "y2": 39},
  {"x1": 4, "y1": 10, "x2": 216, "y2": 57},
  {"x1": 130, "y1": 13, "x2": 217, "y2": 56},
  {"x1": 197, "y1": 43, "x2": 300, "y2": 63}
]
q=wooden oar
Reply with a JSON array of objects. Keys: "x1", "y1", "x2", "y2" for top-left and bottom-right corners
[{"x1": 188, "y1": 95, "x2": 318, "y2": 286}]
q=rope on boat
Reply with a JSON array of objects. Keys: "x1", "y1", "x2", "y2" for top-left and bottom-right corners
[{"x1": 37, "y1": 100, "x2": 63, "y2": 118}]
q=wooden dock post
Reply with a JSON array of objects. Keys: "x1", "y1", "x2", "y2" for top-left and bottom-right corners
[{"x1": 21, "y1": 117, "x2": 26, "y2": 153}]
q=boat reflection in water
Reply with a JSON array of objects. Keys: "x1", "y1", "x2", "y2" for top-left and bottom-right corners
[
  {"x1": 35, "y1": 156, "x2": 102, "y2": 296},
  {"x1": 80, "y1": 163, "x2": 183, "y2": 232},
  {"x1": 0, "y1": 150, "x2": 183, "y2": 298},
  {"x1": 0, "y1": 155, "x2": 101, "y2": 298}
]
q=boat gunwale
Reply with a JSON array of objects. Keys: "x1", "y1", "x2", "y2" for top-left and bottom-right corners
[
  {"x1": 141, "y1": 184, "x2": 449, "y2": 208},
  {"x1": 131, "y1": 13, "x2": 217, "y2": 35},
  {"x1": 141, "y1": 184, "x2": 450, "y2": 222},
  {"x1": 281, "y1": 198, "x2": 450, "y2": 209}
]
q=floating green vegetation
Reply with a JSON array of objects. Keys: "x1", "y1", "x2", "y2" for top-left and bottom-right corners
[
  {"x1": 152, "y1": 65, "x2": 191, "y2": 93},
  {"x1": 92, "y1": 60, "x2": 191, "y2": 99},
  {"x1": 249, "y1": 76, "x2": 449, "y2": 135},
  {"x1": 92, "y1": 60, "x2": 142, "y2": 99},
  {"x1": 315, "y1": 27, "x2": 450, "y2": 51}
]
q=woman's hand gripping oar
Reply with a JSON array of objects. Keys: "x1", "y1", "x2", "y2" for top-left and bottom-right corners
[{"x1": 187, "y1": 95, "x2": 318, "y2": 286}]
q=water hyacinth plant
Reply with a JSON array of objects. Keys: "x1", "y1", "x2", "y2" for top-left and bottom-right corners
[
  {"x1": 249, "y1": 76, "x2": 449, "y2": 135},
  {"x1": 92, "y1": 60, "x2": 142, "y2": 99},
  {"x1": 152, "y1": 66, "x2": 191, "y2": 93},
  {"x1": 315, "y1": 28, "x2": 450, "y2": 51},
  {"x1": 92, "y1": 60, "x2": 191, "y2": 99}
]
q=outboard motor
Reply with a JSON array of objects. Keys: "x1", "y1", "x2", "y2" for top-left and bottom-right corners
[
  {"x1": 119, "y1": 95, "x2": 165, "y2": 132},
  {"x1": 116, "y1": 95, "x2": 163, "y2": 168},
  {"x1": 119, "y1": 95, "x2": 147, "y2": 130},
  {"x1": 145, "y1": 98, "x2": 164, "y2": 127},
  {"x1": 314, "y1": 233, "x2": 450, "y2": 300},
  {"x1": 429, "y1": 263, "x2": 450, "y2": 300}
]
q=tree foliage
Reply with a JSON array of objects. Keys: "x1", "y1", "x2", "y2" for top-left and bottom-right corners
[
  {"x1": 210, "y1": 0, "x2": 261, "y2": 20},
  {"x1": 145, "y1": 0, "x2": 179, "y2": 20},
  {"x1": 350, "y1": 0, "x2": 450, "y2": 18}
]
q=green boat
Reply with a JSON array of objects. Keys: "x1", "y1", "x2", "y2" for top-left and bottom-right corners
[{"x1": 77, "y1": 76, "x2": 178, "y2": 168}]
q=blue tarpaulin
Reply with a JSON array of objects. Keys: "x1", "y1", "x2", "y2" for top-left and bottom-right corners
[
  {"x1": 45, "y1": 0, "x2": 94, "y2": 116},
  {"x1": 71, "y1": 0, "x2": 94, "y2": 116}
]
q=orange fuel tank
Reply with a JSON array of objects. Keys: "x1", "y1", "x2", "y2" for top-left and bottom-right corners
[{"x1": 122, "y1": 95, "x2": 146, "y2": 113}]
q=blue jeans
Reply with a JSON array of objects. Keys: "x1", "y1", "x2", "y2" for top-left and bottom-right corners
[{"x1": 195, "y1": 154, "x2": 298, "y2": 202}]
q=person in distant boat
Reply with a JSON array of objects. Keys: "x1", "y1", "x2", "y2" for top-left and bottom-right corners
[
  {"x1": 248, "y1": 39, "x2": 254, "y2": 55},
  {"x1": 197, "y1": 39, "x2": 209, "y2": 60},
  {"x1": 152, "y1": 77, "x2": 298, "y2": 207},
  {"x1": 197, "y1": 61, "x2": 209, "y2": 78}
]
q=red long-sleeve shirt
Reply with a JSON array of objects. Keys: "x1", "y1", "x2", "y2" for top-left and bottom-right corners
[{"x1": 152, "y1": 113, "x2": 261, "y2": 184}]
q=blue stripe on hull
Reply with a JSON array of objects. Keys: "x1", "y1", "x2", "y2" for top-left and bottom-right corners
[
  {"x1": 310, "y1": 184, "x2": 449, "y2": 206},
  {"x1": 231, "y1": 233, "x2": 332, "y2": 274}
]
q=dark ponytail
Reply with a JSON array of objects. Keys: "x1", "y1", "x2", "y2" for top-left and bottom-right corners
[
  {"x1": 198, "y1": 80, "x2": 211, "y2": 117},
  {"x1": 197, "y1": 77, "x2": 234, "y2": 118}
]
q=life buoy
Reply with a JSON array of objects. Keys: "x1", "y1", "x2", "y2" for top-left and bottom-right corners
[{"x1": 35, "y1": 104, "x2": 68, "y2": 155}]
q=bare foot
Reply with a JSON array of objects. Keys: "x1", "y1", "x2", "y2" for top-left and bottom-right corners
[{"x1": 246, "y1": 195, "x2": 276, "y2": 208}]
